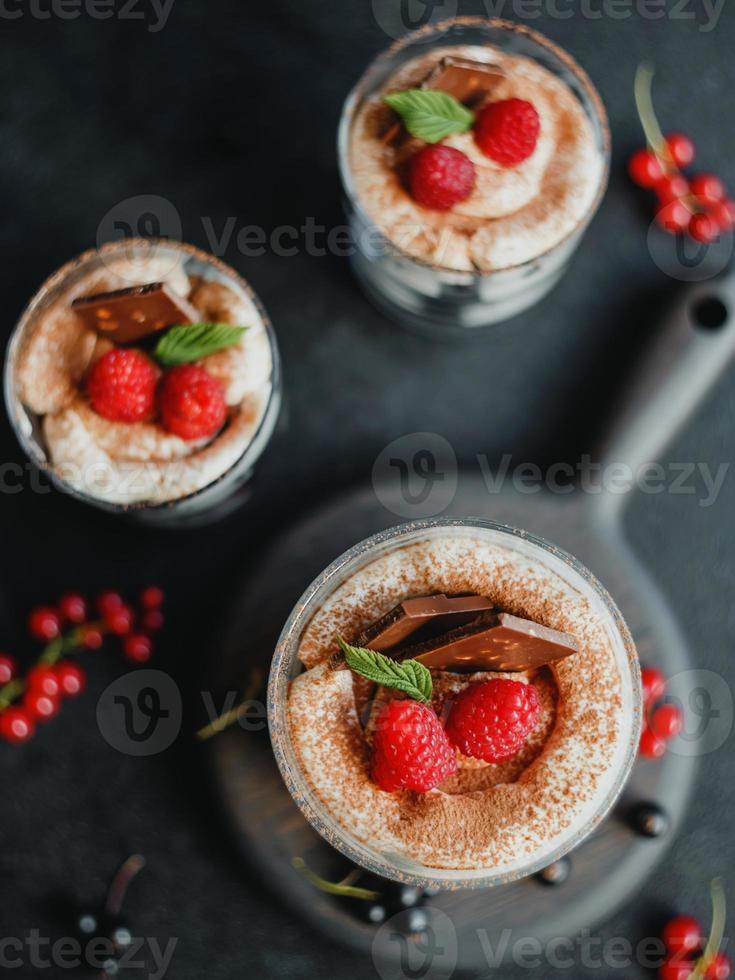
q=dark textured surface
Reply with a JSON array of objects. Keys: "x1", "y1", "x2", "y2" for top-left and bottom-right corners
[{"x1": 0, "y1": 2, "x2": 734, "y2": 978}]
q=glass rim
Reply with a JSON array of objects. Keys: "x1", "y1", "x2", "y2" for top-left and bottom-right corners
[
  {"x1": 4, "y1": 237, "x2": 282, "y2": 514},
  {"x1": 337, "y1": 16, "x2": 611, "y2": 278},
  {"x1": 268, "y1": 517, "x2": 642, "y2": 890}
]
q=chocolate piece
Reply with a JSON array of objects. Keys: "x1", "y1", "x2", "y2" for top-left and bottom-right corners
[
  {"x1": 422, "y1": 56, "x2": 506, "y2": 107},
  {"x1": 401, "y1": 611, "x2": 578, "y2": 673},
  {"x1": 356, "y1": 594, "x2": 495, "y2": 653},
  {"x1": 72, "y1": 282, "x2": 198, "y2": 345}
]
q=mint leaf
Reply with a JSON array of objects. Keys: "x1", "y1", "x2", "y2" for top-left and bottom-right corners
[
  {"x1": 154, "y1": 322, "x2": 248, "y2": 366},
  {"x1": 384, "y1": 89, "x2": 474, "y2": 144},
  {"x1": 338, "y1": 637, "x2": 432, "y2": 703}
]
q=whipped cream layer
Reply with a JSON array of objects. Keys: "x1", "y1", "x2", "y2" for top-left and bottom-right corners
[
  {"x1": 15, "y1": 252, "x2": 273, "y2": 505},
  {"x1": 287, "y1": 531, "x2": 635, "y2": 874},
  {"x1": 349, "y1": 45, "x2": 605, "y2": 273}
]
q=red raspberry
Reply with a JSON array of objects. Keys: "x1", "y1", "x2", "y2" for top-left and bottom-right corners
[
  {"x1": 445, "y1": 679, "x2": 541, "y2": 763},
  {"x1": 408, "y1": 145, "x2": 476, "y2": 211},
  {"x1": 87, "y1": 349, "x2": 157, "y2": 423},
  {"x1": 158, "y1": 365, "x2": 227, "y2": 441},
  {"x1": 475, "y1": 98, "x2": 540, "y2": 167},
  {"x1": 371, "y1": 699, "x2": 457, "y2": 793}
]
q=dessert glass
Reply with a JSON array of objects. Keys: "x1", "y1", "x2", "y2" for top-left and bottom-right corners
[
  {"x1": 337, "y1": 18, "x2": 610, "y2": 336},
  {"x1": 4, "y1": 238, "x2": 282, "y2": 527},
  {"x1": 268, "y1": 519, "x2": 641, "y2": 890}
]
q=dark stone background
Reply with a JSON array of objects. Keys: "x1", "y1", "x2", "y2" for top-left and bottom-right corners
[{"x1": 0, "y1": 1, "x2": 733, "y2": 977}]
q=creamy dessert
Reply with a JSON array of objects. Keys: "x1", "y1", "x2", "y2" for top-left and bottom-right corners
[
  {"x1": 338, "y1": 20, "x2": 610, "y2": 332},
  {"x1": 350, "y1": 45, "x2": 605, "y2": 273},
  {"x1": 10, "y1": 243, "x2": 275, "y2": 507},
  {"x1": 276, "y1": 525, "x2": 640, "y2": 880}
]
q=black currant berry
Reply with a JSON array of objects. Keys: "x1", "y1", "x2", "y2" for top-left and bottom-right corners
[
  {"x1": 629, "y1": 802, "x2": 670, "y2": 838},
  {"x1": 366, "y1": 903, "x2": 387, "y2": 925},
  {"x1": 536, "y1": 856, "x2": 571, "y2": 886}
]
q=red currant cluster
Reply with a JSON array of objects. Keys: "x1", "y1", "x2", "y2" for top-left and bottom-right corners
[
  {"x1": 0, "y1": 587, "x2": 164, "y2": 745},
  {"x1": 639, "y1": 667, "x2": 683, "y2": 759},
  {"x1": 660, "y1": 915, "x2": 731, "y2": 980},
  {"x1": 629, "y1": 133, "x2": 735, "y2": 243}
]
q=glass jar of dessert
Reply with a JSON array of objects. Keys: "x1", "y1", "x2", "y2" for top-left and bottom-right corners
[
  {"x1": 269, "y1": 519, "x2": 641, "y2": 889},
  {"x1": 338, "y1": 18, "x2": 610, "y2": 336},
  {"x1": 4, "y1": 238, "x2": 281, "y2": 526}
]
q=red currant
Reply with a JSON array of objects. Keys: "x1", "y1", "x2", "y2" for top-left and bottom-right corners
[
  {"x1": 705, "y1": 952, "x2": 732, "y2": 980},
  {"x1": 124, "y1": 634, "x2": 152, "y2": 663},
  {"x1": 0, "y1": 653, "x2": 16, "y2": 686},
  {"x1": 651, "y1": 703, "x2": 683, "y2": 740},
  {"x1": 140, "y1": 587, "x2": 164, "y2": 609},
  {"x1": 26, "y1": 665, "x2": 61, "y2": 698},
  {"x1": 640, "y1": 727, "x2": 667, "y2": 759},
  {"x1": 54, "y1": 661, "x2": 86, "y2": 698},
  {"x1": 28, "y1": 607, "x2": 61, "y2": 642},
  {"x1": 641, "y1": 667, "x2": 667, "y2": 705},
  {"x1": 660, "y1": 956, "x2": 694, "y2": 980},
  {"x1": 58, "y1": 593, "x2": 87, "y2": 624},
  {"x1": 0, "y1": 706, "x2": 35, "y2": 744},
  {"x1": 710, "y1": 199, "x2": 735, "y2": 233},
  {"x1": 97, "y1": 591, "x2": 124, "y2": 617},
  {"x1": 656, "y1": 173, "x2": 689, "y2": 204},
  {"x1": 106, "y1": 605, "x2": 133, "y2": 636},
  {"x1": 690, "y1": 212, "x2": 720, "y2": 243},
  {"x1": 666, "y1": 132, "x2": 696, "y2": 168},
  {"x1": 629, "y1": 149, "x2": 665, "y2": 188},
  {"x1": 663, "y1": 916, "x2": 703, "y2": 955},
  {"x1": 142, "y1": 609, "x2": 164, "y2": 632},
  {"x1": 690, "y1": 173, "x2": 725, "y2": 203},
  {"x1": 657, "y1": 200, "x2": 691, "y2": 234},
  {"x1": 80, "y1": 625, "x2": 103, "y2": 650},
  {"x1": 24, "y1": 690, "x2": 60, "y2": 723}
]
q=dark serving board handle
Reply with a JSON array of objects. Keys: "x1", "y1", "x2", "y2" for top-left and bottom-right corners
[{"x1": 597, "y1": 273, "x2": 735, "y2": 481}]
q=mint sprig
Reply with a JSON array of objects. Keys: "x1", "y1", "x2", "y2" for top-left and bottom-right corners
[
  {"x1": 384, "y1": 89, "x2": 474, "y2": 144},
  {"x1": 154, "y1": 322, "x2": 248, "y2": 366},
  {"x1": 338, "y1": 637, "x2": 432, "y2": 703}
]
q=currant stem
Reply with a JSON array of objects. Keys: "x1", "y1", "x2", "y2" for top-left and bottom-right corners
[
  {"x1": 291, "y1": 857, "x2": 381, "y2": 901},
  {"x1": 0, "y1": 620, "x2": 106, "y2": 708},
  {"x1": 692, "y1": 878, "x2": 726, "y2": 979},
  {"x1": 195, "y1": 668, "x2": 264, "y2": 741},
  {"x1": 634, "y1": 63, "x2": 672, "y2": 166},
  {"x1": 105, "y1": 854, "x2": 146, "y2": 917}
]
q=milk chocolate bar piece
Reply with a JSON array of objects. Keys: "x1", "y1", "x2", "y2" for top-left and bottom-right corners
[
  {"x1": 356, "y1": 594, "x2": 495, "y2": 652},
  {"x1": 402, "y1": 611, "x2": 578, "y2": 673},
  {"x1": 72, "y1": 282, "x2": 198, "y2": 345},
  {"x1": 422, "y1": 56, "x2": 506, "y2": 107}
]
